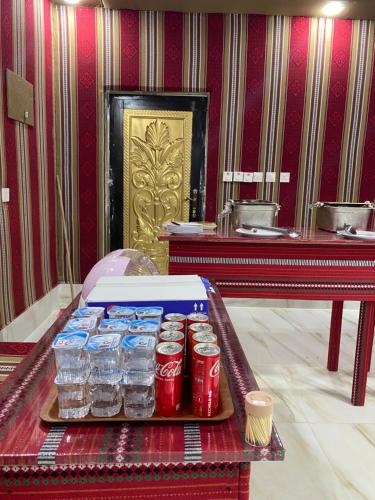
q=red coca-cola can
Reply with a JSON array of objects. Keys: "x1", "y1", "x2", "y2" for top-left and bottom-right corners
[
  {"x1": 190, "y1": 332, "x2": 217, "y2": 372},
  {"x1": 192, "y1": 343, "x2": 220, "y2": 417},
  {"x1": 187, "y1": 312, "x2": 209, "y2": 326},
  {"x1": 187, "y1": 323, "x2": 213, "y2": 349},
  {"x1": 191, "y1": 332, "x2": 217, "y2": 350},
  {"x1": 159, "y1": 330, "x2": 185, "y2": 346},
  {"x1": 160, "y1": 321, "x2": 185, "y2": 333},
  {"x1": 164, "y1": 313, "x2": 187, "y2": 329},
  {"x1": 155, "y1": 342, "x2": 184, "y2": 417}
]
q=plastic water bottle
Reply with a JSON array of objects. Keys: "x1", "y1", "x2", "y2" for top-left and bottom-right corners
[
  {"x1": 122, "y1": 374, "x2": 155, "y2": 418},
  {"x1": 121, "y1": 335, "x2": 156, "y2": 417},
  {"x1": 121, "y1": 335, "x2": 156, "y2": 368},
  {"x1": 107, "y1": 305, "x2": 137, "y2": 321},
  {"x1": 55, "y1": 378, "x2": 90, "y2": 419},
  {"x1": 52, "y1": 331, "x2": 90, "y2": 384},
  {"x1": 89, "y1": 381, "x2": 122, "y2": 417},
  {"x1": 98, "y1": 319, "x2": 130, "y2": 338},
  {"x1": 135, "y1": 306, "x2": 163, "y2": 323},
  {"x1": 63, "y1": 317, "x2": 98, "y2": 337},
  {"x1": 128, "y1": 320, "x2": 160, "y2": 338},
  {"x1": 84, "y1": 334, "x2": 122, "y2": 383}
]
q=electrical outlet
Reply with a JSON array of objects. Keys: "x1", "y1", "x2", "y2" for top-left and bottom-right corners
[
  {"x1": 233, "y1": 171, "x2": 244, "y2": 182},
  {"x1": 1, "y1": 188, "x2": 9, "y2": 203},
  {"x1": 253, "y1": 172, "x2": 264, "y2": 183},
  {"x1": 243, "y1": 172, "x2": 253, "y2": 183},
  {"x1": 223, "y1": 171, "x2": 233, "y2": 182},
  {"x1": 280, "y1": 172, "x2": 290, "y2": 183},
  {"x1": 266, "y1": 172, "x2": 276, "y2": 182}
]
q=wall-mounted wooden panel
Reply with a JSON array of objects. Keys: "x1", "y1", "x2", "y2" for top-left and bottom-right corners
[{"x1": 6, "y1": 69, "x2": 34, "y2": 126}]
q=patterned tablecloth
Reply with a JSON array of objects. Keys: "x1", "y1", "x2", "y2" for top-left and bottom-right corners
[{"x1": 0, "y1": 290, "x2": 284, "y2": 499}]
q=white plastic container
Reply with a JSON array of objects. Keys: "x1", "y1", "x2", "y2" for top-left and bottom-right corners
[
  {"x1": 121, "y1": 335, "x2": 156, "y2": 383},
  {"x1": 121, "y1": 375, "x2": 155, "y2": 418},
  {"x1": 52, "y1": 331, "x2": 89, "y2": 384},
  {"x1": 84, "y1": 333, "x2": 122, "y2": 384},
  {"x1": 89, "y1": 380, "x2": 122, "y2": 417},
  {"x1": 55, "y1": 377, "x2": 90, "y2": 419},
  {"x1": 136, "y1": 306, "x2": 164, "y2": 323},
  {"x1": 63, "y1": 317, "x2": 97, "y2": 337},
  {"x1": 107, "y1": 306, "x2": 137, "y2": 321},
  {"x1": 98, "y1": 319, "x2": 130, "y2": 338},
  {"x1": 72, "y1": 307, "x2": 105, "y2": 324},
  {"x1": 128, "y1": 320, "x2": 159, "y2": 338}
]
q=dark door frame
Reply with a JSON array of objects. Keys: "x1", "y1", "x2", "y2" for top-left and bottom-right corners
[{"x1": 105, "y1": 91, "x2": 209, "y2": 252}]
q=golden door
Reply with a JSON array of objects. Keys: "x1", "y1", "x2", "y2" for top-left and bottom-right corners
[{"x1": 123, "y1": 109, "x2": 193, "y2": 273}]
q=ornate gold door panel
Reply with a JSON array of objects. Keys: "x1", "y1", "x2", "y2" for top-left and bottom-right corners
[{"x1": 123, "y1": 110, "x2": 193, "y2": 273}]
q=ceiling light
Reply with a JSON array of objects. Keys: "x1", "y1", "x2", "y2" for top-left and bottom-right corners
[
  {"x1": 64, "y1": 0, "x2": 80, "y2": 5},
  {"x1": 321, "y1": 1, "x2": 346, "y2": 16}
]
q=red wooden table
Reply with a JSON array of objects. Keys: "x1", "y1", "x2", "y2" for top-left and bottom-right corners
[
  {"x1": 0, "y1": 291, "x2": 284, "y2": 499},
  {"x1": 159, "y1": 229, "x2": 375, "y2": 406}
]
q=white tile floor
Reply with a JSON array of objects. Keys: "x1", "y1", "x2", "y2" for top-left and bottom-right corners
[{"x1": 225, "y1": 302, "x2": 375, "y2": 500}]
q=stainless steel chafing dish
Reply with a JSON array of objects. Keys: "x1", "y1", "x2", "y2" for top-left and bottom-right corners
[
  {"x1": 229, "y1": 199, "x2": 280, "y2": 229},
  {"x1": 217, "y1": 199, "x2": 281, "y2": 232},
  {"x1": 310, "y1": 201, "x2": 375, "y2": 232}
]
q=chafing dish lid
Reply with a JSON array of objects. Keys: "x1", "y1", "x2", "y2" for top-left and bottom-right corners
[{"x1": 229, "y1": 199, "x2": 277, "y2": 206}]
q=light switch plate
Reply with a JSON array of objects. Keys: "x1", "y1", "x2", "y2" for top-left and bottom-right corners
[
  {"x1": 223, "y1": 171, "x2": 233, "y2": 182},
  {"x1": 266, "y1": 172, "x2": 276, "y2": 182},
  {"x1": 253, "y1": 172, "x2": 264, "y2": 182},
  {"x1": 1, "y1": 188, "x2": 9, "y2": 203},
  {"x1": 243, "y1": 172, "x2": 253, "y2": 183},
  {"x1": 233, "y1": 171, "x2": 244, "y2": 182},
  {"x1": 280, "y1": 172, "x2": 290, "y2": 183}
]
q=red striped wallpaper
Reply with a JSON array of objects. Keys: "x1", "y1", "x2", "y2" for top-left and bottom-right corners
[
  {"x1": 0, "y1": 0, "x2": 57, "y2": 330},
  {"x1": 52, "y1": 7, "x2": 375, "y2": 283},
  {"x1": 2, "y1": 4, "x2": 375, "y2": 328}
]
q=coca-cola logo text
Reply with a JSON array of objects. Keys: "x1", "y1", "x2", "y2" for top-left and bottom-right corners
[
  {"x1": 209, "y1": 360, "x2": 220, "y2": 378},
  {"x1": 156, "y1": 360, "x2": 182, "y2": 378}
]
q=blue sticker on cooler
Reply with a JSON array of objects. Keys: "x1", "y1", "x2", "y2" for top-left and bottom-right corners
[
  {"x1": 84, "y1": 333, "x2": 121, "y2": 351},
  {"x1": 200, "y1": 276, "x2": 215, "y2": 293},
  {"x1": 72, "y1": 307, "x2": 104, "y2": 318},
  {"x1": 52, "y1": 331, "x2": 89, "y2": 349},
  {"x1": 136, "y1": 306, "x2": 164, "y2": 317},
  {"x1": 98, "y1": 319, "x2": 130, "y2": 331},
  {"x1": 129, "y1": 320, "x2": 159, "y2": 333},
  {"x1": 121, "y1": 335, "x2": 156, "y2": 351}
]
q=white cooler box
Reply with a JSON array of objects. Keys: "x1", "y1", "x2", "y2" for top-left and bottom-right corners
[{"x1": 86, "y1": 275, "x2": 210, "y2": 317}]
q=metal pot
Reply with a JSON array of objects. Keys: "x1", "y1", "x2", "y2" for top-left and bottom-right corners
[
  {"x1": 229, "y1": 199, "x2": 281, "y2": 229},
  {"x1": 311, "y1": 201, "x2": 375, "y2": 232}
]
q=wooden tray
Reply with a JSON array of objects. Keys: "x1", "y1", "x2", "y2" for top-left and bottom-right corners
[{"x1": 40, "y1": 369, "x2": 234, "y2": 423}]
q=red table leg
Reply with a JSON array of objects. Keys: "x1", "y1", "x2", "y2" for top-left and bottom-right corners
[
  {"x1": 327, "y1": 301, "x2": 344, "y2": 371},
  {"x1": 351, "y1": 301, "x2": 375, "y2": 406},
  {"x1": 366, "y1": 325, "x2": 374, "y2": 372}
]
